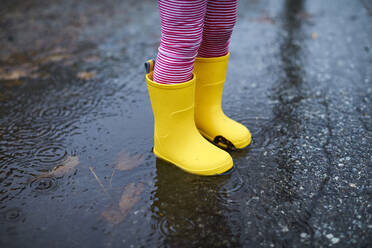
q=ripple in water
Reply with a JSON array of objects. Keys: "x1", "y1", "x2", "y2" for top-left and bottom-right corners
[
  {"x1": 34, "y1": 144, "x2": 67, "y2": 165},
  {"x1": 159, "y1": 217, "x2": 195, "y2": 236},
  {"x1": 218, "y1": 169, "x2": 245, "y2": 194},
  {"x1": 252, "y1": 126, "x2": 276, "y2": 150},
  {"x1": 38, "y1": 105, "x2": 73, "y2": 121},
  {"x1": 2, "y1": 208, "x2": 24, "y2": 222},
  {"x1": 30, "y1": 176, "x2": 58, "y2": 193},
  {"x1": 7, "y1": 122, "x2": 54, "y2": 142}
]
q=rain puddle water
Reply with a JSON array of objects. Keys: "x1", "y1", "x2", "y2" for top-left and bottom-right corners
[{"x1": 1, "y1": 0, "x2": 371, "y2": 247}]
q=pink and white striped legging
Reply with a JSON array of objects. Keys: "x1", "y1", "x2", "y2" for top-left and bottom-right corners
[{"x1": 153, "y1": 0, "x2": 238, "y2": 84}]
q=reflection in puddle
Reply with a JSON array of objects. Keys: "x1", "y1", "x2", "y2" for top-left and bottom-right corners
[{"x1": 151, "y1": 159, "x2": 241, "y2": 247}]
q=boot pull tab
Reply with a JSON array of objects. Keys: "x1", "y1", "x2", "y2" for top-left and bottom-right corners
[{"x1": 144, "y1": 59, "x2": 155, "y2": 73}]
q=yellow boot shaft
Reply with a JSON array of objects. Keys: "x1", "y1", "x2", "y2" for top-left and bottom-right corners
[{"x1": 194, "y1": 53, "x2": 251, "y2": 149}]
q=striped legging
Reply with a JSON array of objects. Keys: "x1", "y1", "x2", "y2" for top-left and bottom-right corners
[{"x1": 153, "y1": 0, "x2": 238, "y2": 84}]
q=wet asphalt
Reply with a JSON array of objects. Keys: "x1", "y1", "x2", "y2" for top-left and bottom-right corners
[{"x1": 0, "y1": 0, "x2": 371, "y2": 247}]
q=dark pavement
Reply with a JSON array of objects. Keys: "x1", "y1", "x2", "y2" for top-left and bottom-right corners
[{"x1": 0, "y1": 0, "x2": 371, "y2": 247}]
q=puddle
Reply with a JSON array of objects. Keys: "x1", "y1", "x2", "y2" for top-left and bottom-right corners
[{"x1": 0, "y1": 0, "x2": 371, "y2": 247}]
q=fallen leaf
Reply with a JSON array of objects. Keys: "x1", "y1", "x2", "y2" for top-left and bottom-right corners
[
  {"x1": 50, "y1": 156, "x2": 80, "y2": 177},
  {"x1": 84, "y1": 55, "x2": 100, "y2": 63},
  {"x1": 102, "y1": 208, "x2": 125, "y2": 225},
  {"x1": 77, "y1": 71, "x2": 96, "y2": 80},
  {"x1": 39, "y1": 54, "x2": 70, "y2": 64},
  {"x1": 115, "y1": 151, "x2": 144, "y2": 171},
  {"x1": 297, "y1": 11, "x2": 313, "y2": 20},
  {"x1": 48, "y1": 47, "x2": 69, "y2": 54},
  {"x1": 102, "y1": 182, "x2": 144, "y2": 225},
  {"x1": 250, "y1": 16, "x2": 275, "y2": 24},
  {"x1": 0, "y1": 64, "x2": 39, "y2": 80},
  {"x1": 4, "y1": 80, "x2": 23, "y2": 87},
  {"x1": 311, "y1": 32, "x2": 318, "y2": 39},
  {"x1": 118, "y1": 182, "x2": 144, "y2": 216},
  {"x1": 30, "y1": 156, "x2": 80, "y2": 183},
  {"x1": 0, "y1": 69, "x2": 28, "y2": 80},
  {"x1": 29, "y1": 71, "x2": 50, "y2": 79}
]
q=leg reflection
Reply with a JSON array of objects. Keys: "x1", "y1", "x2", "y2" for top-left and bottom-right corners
[{"x1": 151, "y1": 158, "x2": 240, "y2": 247}]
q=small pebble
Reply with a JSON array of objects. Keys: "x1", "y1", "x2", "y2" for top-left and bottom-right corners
[
  {"x1": 300, "y1": 233, "x2": 308, "y2": 238},
  {"x1": 326, "y1": 234, "x2": 334, "y2": 239},
  {"x1": 331, "y1": 237, "x2": 340, "y2": 244}
]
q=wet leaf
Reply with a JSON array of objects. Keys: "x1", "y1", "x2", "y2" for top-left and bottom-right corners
[
  {"x1": 118, "y1": 182, "x2": 144, "y2": 216},
  {"x1": 102, "y1": 208, "x2": 125, "y2": 225},
  {"x1": 48, "y1": 47, "x2": 68, "y2": 54},
  {"x1": 0, "y1": 64, "x2": 38, "y2": 81},
  {"x1": 0, "y1": 68, "x2": 28, "y2": 80},
  {"x1": 102, "y1": 182, "x2": 144, "y2": 225},
  {"x1": 251, "y1": 16, "x2": 275, "y2": 24},
  {"x1": 30, "y1": 156, "x2": 80, "y2": 183},
  {"x1": 84, "y1": 55, "x2": 100, "y2": 63},
  {"x1": 115, "y1": 151, "x2": 144, "y2": 171},
  {"x1": 39, "y1": 54, "x2": 70, "y2": 64},
  {"x1": 50, "y1": 156, "x2": 80, "y2": 177},
  {"x1": 297, "y1": 11, "x2": 313, "y2": 20},
  {"x1": 4, "y1": 80, "x2": 24, "y2": 87},
  {"x1": 29, "y1": 71, "x2": 50, "y2": 79},
  {"x1": 77, "y1": 71, "x2": 96, "y2": 80}
]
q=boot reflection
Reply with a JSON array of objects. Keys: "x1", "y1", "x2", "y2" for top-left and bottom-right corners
[{"x1": 151, "y1": 158, "x2": 239, "y2": 247}]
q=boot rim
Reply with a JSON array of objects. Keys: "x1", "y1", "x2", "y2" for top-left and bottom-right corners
[
  {"x1": 195, "y1": 52, "x2": 230, "y2": 63},
  {"x1": 146, "y1": 71, "x2": 195, "y2": 89}
]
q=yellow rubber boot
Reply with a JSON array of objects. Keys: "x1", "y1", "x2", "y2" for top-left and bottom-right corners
[
  {"x1": 146, "y1": 61, "x2": 233, "y2": 176},
  {"x1": 193, "y1": 53, "x2": 251, "y2": 150}
]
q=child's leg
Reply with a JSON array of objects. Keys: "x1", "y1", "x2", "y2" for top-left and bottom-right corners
[
  {"x1": 198, "y1": 0, "x2": 238, "y2": 58},
  {"x1": 193, "y1": 0, "x2": 251, "y2": 149},
  {"x1": 153, "y1": 0, "x2": 207, "y2": 84},
  {"x1": 146, "y1": 0, "x2": 234, "y2": 175}
]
